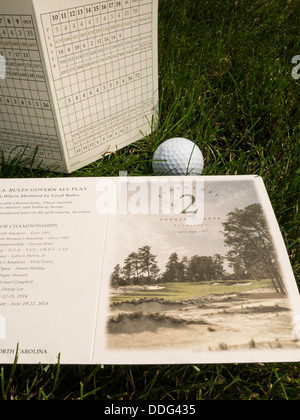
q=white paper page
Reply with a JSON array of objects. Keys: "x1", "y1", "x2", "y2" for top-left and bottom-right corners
[
  {"x1": 95, "y1": 176, "x2": 300, "y2": 365},
  {"x1": 0, "y1": 177, "x2": 110, "y2": 364},
  {"x1": 33, "y1": 0, "x2": 159, "y2": 172}
]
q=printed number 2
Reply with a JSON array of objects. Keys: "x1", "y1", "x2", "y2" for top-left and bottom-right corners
[{"x1": 181, "y1": 194, "x2": 198, "y2": 214}]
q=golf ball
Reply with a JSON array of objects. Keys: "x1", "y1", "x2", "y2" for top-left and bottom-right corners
[{"x1": 152, "y1": 137, "x2": 204, "y2": 175}]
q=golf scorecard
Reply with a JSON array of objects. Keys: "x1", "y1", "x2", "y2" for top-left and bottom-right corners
[
  {"x1": 0, "y1": 0, "x2": 159, "y2": 173},
  {"x1": 0, "y1": 175, "x2": 299, "y2": 365}
]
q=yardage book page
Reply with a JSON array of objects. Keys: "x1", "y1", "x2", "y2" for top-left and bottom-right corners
[
  {"x1": 0, "y1": 0, "x2": 159, "y2": 172},
  {"x1": 0, "y1": 176, "x2": 300, "y2": 365}
]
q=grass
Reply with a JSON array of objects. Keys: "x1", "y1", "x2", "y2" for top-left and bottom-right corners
[{"x1": 0, "y1": 0, "x2": 299, "y2": 400}]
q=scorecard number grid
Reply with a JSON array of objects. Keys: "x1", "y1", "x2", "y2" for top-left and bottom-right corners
[{"x1": 41, "y1": 0, "x2": 155, "y2": 160}]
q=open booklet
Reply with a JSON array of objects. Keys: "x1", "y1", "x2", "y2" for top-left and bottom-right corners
[{"x1": 0, "y1": 175, "x2": 299, "y2": 364}]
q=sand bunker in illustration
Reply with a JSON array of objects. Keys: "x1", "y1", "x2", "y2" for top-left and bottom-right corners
[
  {"x1": 106, "y1": 287, "x2": 297, "y2": 352},
  {"x1": 108, "y1": 311, "x2": 208, "y2": 335}
]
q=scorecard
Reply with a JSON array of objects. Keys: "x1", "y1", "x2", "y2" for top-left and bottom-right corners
[{"x1": 0, "y1": 0, "x2": 159, "y2": 172}]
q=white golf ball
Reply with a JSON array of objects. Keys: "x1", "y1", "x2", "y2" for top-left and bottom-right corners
[{"x1": 152, "y1": 137, "x2": 204, "y2": 175}]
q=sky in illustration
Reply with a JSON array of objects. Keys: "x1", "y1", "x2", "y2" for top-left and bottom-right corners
[{"x1": 105, "y1": 178, "x2": 261, "y2": 274}]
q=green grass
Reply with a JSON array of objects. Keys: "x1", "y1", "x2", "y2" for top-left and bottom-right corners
[
  {"x1": 110, "y1": 280, "x2": 273, "y2": 303},
  {"x1": 0, "y1": 0, "x2": 299, "y2": 400}
]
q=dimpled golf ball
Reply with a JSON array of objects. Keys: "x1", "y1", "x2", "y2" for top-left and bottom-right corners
[{"x1": 152, "y1": 137, "x2": 204, "y2": 175}]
